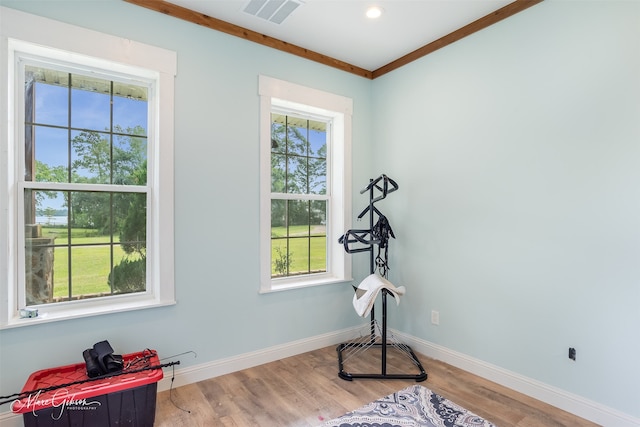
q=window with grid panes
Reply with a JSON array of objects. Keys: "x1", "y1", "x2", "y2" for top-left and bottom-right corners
[
  {"x1": 259, "y1": 76, "x2": 352, "y2": 292},
  {"x1": 22, "y1": 65, "x2": 149, "y2": 304},
  {"x1": 1, "y1": 11, "x2": 176, "y2": 328},
  {"x1": 270, "y1": 113, "x2": 328, "y2": 277}
]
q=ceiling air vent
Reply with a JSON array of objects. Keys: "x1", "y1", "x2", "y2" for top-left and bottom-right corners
[{"x1": 243, "y1": 0, "x2": 303, "y2": 24}]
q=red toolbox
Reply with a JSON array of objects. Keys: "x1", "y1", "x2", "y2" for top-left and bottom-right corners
[{"x1": 12, "y1": 350, "x2": 163, "y2": 427}]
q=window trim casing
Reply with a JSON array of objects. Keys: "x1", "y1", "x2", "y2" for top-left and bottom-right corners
[
  {"x1": 258, "y1": 75, "x2": 352, "y2": 293},
  {"x1": 0, "y1": 7, "x2": 177, "y2": 328}
]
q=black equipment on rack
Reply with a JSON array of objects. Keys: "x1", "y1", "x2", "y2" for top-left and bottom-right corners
[{"x1": 337, "y1": 174, "x2": 427, "y2": 381}]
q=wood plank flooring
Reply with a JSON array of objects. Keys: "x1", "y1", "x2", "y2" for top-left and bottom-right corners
[{"x1": 155, "y1": 345, "x2": 600, "y2": 427}]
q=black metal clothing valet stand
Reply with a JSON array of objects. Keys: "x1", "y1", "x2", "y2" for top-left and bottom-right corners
[{"x1": 336, "y1": 174, "x2": 427, "y2": 381}]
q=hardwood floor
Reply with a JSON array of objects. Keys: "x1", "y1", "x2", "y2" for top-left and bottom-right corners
[{"x1": 155, "y1": 345, "x2": 600, "y2": 427}]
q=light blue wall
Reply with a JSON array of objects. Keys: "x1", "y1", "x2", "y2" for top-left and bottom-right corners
[
  {"x1": 0, "y1": 0, "x2": 373, "y2": 400},
  {"x1": 372, "y1": 0, "x2": 640, "y2": 418}
]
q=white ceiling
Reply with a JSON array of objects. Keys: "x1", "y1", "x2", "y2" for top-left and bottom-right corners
[{"x1": 166, "y1": 0, "x2": 515, "y2": 71}]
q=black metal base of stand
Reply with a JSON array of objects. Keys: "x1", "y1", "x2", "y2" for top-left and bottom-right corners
[
  {"x1": 337, "y1": 291, "x2": 427, "y2": 382},
  {"x1": 337, "y1": 341, "x2": 427, "y2": 382}
]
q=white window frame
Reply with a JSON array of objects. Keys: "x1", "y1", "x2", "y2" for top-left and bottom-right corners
[
  {"x1": 0, "y1": 7, "x2": 177, "y2": 328},
  {"x1": 259, "y1": 75, "x2": 352, "y2": 293}
]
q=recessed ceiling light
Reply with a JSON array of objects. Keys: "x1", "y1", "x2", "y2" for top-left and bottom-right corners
[{"x1": 366, "y1": 6, "x2": 383, "y2": 19}]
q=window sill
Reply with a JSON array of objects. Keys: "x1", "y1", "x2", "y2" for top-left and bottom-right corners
[
  {"x1": 1, "y1": 296, "x2": 176, "y2": 330},
  {"x1": 260, "y1": 275, "x2": 353, "y2": 294}
]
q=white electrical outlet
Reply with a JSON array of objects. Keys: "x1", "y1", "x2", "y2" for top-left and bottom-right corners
[{"x1": 431, "y1": 310, "x2": 440, "y2": 325}]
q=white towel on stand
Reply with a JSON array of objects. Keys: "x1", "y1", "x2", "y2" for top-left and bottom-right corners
[{"x1": 352, "y1": 274, "x2": 406, "y2": 318}]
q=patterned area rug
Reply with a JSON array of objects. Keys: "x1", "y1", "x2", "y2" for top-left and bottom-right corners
[{"x1": 321, "y1": 384, "x2": 497, "y2": 427}]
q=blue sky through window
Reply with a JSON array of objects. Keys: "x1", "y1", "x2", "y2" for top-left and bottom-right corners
[{"x1": 31, "y1": 77, "x2": 148, "y2": 213}]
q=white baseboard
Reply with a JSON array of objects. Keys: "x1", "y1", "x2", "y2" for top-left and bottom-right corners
[
  {"x1": 392, "y1": 329, "x2": 640, "y2": 427},
  {"x1": 0, "y1": 412, "x2": 20, "y2": 427},
  {"x1": 3, "y1": 327, "x2": 638, "y2": 427},
  {"x1": 155, "y1": 326, "x2": 360, "y2": 392}
]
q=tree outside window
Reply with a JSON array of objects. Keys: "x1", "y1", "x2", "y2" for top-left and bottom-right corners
[
  {"x1": 23, "y1": 65, "x2": 149, "y2": 305},
  {"x1": 270, "y1": 113, "x2": 328, "y2": 277}
]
